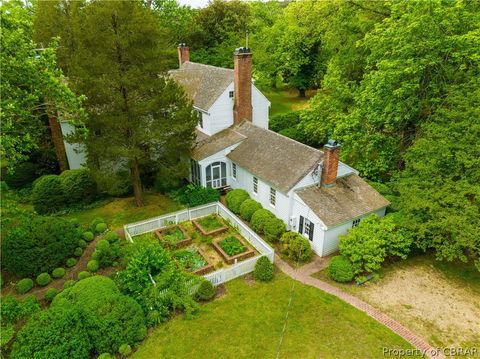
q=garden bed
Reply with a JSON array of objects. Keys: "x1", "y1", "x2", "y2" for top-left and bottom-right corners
[
  {"x1": 193, "y1": 214, "x2": 228, "y2": 236},
  {"x1": 173, "y1": 246, "x2": 214, "y2": 275},
  {"x1": 213, "y1": 235, "x2": 255, "y2": 265},
  {"x1": 156, "y1": 225, "x2": 192, "y2": 249}
]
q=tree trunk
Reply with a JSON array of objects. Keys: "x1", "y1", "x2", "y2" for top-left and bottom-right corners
[
  {"x1": 298, "y1": 88, "x2": 306, "y2": 98},
  {"x1": 130, "y1": 159, "x2": 144, "y2": 207},
  {"x1": 48, "y1": 114, "x2": 69, "y2": 172}
]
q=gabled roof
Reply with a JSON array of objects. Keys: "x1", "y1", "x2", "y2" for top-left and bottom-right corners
[
  {"x1": 192, "y1": 128, "x2": 246, "y2": 161},
  {"x1": 169, "y1": 62, "x2": 233, "y2": 111},
  {"x1": 295, "y1": 175, "x2": 390, "y2": 228},
  {"x1": 227, "y1": 121, "x2": 323, "y2": 193}
]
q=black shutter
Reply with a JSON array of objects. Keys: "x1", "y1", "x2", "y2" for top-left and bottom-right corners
[
  {"x1": 299, "y1": 216, "x2": 304, "y2": 234},
  {"x1": 309, "y1": 222, "x2": 314, "y2": 241}
]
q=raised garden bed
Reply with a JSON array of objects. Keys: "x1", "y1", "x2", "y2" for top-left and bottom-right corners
[
  {"x1": 213, "y1": 235, "x2": 255, "y2": 265},
  {"x1": 193, "y1": 214, "x2": 228, "y2": 236},
  {"x1": 156, "y1": 225, "x2": 192, "y2": 249},
  {"x1": 173, "y1": 246, "x2": 214, "y2": 275}
]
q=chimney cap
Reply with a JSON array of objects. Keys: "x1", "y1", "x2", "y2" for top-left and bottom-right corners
[
  {"x1": 178, "y1": 43, "x2": 188, "y2": 48},
  {"x1": 325, "y1": 139, "x2": 341, "y2": 149},
  {"x1": 234, "y1": 47, "x2": 251, "y2": 55}
]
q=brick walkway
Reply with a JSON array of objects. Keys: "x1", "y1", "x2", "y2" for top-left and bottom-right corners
[{"x1": 274, "y1": 254, "x2": 444, "y2": 359}]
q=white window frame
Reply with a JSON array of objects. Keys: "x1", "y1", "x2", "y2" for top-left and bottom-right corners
[
  {"x1": 229, "y1": 90, "x2": 234, "y2": 98},
  {"x1": 232, "y1": 163, "x2": 237, "y2": 180},
  {"x1": 304, "y1": 218, "x2": 312, "y2": 236},
  {"x1": 352, "y1": 218, "x2": 361, "y2": 227},
  {"x1": 269, "y1": 187, "x2": 276, "y2": 207},
  {"x1": 253, "y1": 176, "x2": 258, "y2": 195}
]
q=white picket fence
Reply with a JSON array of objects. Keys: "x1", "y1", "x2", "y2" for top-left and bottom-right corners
[{"x1": 124, "y1": 202, "x2": 274, "y2": 286}]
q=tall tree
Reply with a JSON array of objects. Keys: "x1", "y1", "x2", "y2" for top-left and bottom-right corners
[{"x1": 70, "y1": 1, "x2": 197, "y2": 206}]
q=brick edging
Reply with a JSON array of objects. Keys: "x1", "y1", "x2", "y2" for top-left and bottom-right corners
[{"x1": 274, "y1": 254, "x2": 444, "y2": 359}]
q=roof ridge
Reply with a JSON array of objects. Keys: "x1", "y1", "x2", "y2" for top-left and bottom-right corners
[{"x1": 186, "y1": 61, "x2": 234, "y2": 73}]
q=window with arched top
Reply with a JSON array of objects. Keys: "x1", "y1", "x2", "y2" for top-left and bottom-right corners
[{"x1": 205, "y1": 161, "x2": 227, "y2": 188}]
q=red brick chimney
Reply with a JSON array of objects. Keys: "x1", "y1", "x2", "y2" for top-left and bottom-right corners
[
  {"x1": 233, "y1": 47, "x2": 252, "y2": 123},
  {"x1": 321, "y1": 140, "x2": 341, "y2": 187},
  {"x1": 178, "y1": 43, "x2": 189, "y2": 67}
]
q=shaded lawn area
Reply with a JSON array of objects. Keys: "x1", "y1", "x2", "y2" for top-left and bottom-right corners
[
  {"x1": 133, "y1": 273, "x2": 416, "y2": 359},
  {"x1": 65, "y1": 192, "x2": 182, "y2": 229},
  {"x1": 263, "y1": 88, "x2": 316, "y2": 116}
]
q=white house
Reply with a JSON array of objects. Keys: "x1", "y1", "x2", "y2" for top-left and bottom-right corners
[{"x1": 171, "y1": 44, "x2": 390, "y2": 257}]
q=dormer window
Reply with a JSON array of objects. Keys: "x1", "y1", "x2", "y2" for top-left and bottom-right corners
[{"x1": 229, "y1": 90, "x2": 234, "y2": 98}]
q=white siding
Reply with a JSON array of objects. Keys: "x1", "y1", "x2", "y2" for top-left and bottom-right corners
[
  {"x1": 60, "y1": 122, "x2": 87, "y2": 169},
  {"x1": 252, "y1": 84, "x2": 270, "y2": 129},
  {"x1": 197, "y1": 143, "x2": 242, "y2": 187}
]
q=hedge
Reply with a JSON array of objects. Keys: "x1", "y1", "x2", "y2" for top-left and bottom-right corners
[
  {"x1": 32, "y1": 175, "x2": 65, "y2": 214},
  {"x1": 263, "y1": 217, "x2": 286, "y2": 243},
  {"x1": 328, "y1": 256, "x2": 355, "y2": 283},
  {"x1": 194, "y1": 280, "x2": 215, "y2": 301},
  {"x1": 225, "y1": 189, "x2": 249, "y2": 214},
  {"x1": 280, "y1": 232, "x2": 312, "y2": 262},
  {"x1": 239, "y1": 199, "x2": 262, "y2": 222},
  {"x1": 36, "y1": 273, "x2": 52, "y2": 286},
  {"x1": 1, "y1": 216, "x2": 79, "y2": 277},
  {"x1": 59, "y1": 169, "x2": 97, "y2": 205},
  {"x1": 4, "y1": 162, "x2": 39, "y2": 188},
  {"x1": 254, "y1": 256, "x2": 274, "y2": 281},
  {"x1": 15, "y1": 279, "x2": 34, "y2": 294},
  {"x1": 168, "y1": 184, "x2": 220, "y2": 207},
  {"x1": 251, "y1": 209, "x2": 275, "y2": 234}
]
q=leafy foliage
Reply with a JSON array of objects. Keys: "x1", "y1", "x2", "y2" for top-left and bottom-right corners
[
  {"x1": 328, "y1": 256, "x2": 355, "y2": 283},
  {"x1": 32, "y1": 175, "x2": 65, "y2": 214},
  {"x1": 36, "y1": 273, "x2": 52, "y2": 286},
  {"x1": 254, "y1": 256, "x2": 274, "y2": 282},
  {"x1": 168, "y1": 184, "x2": 220, "y2": 207},
  {"x1": 280, "y1": 232, "x2": 312, "y2": 262},
  {"x1": 44, "y1": 288, "x2": 59, "y2": 302},
  {"x1": 52, "y1": 267, "x2": 66, "y2": 278},
  {"x1": 196, "y1": 214, "x2": 224, "y2": 232},
  {"x1": 239, "y1": 199, "x2": 262, "y2": 222},
  {"x1": 263, "y1": 217, "x2": 286, "y2": 243},
  {"x1": 59, "y1": 169, "x2": 97, "y2": 205},
  {"x1": 194, "y1": 280, "x2": 216, "y2": 301},
  {"x1": 14, "y1": 279, "x2": 34, "y2": 294},
  {"x1": 250, "y1": 209, "x2": 275, "y2": 234},
  {"x1": 219, "y1": 236, "x2": 246, "y2": 256},
  {"x1": 174, "y1": 248, "x2": 207, "y2": 272},
  {"x1": 225, "y1": 189, "x2": 249, "y2": 214}
]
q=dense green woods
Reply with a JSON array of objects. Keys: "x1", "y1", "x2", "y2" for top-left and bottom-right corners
[{"x1": 1, "y1": 0, "x2": 479, "y2": 272}]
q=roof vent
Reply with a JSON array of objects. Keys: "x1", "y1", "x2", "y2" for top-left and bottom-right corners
[
  {"x1": 235, "y1": 47, "x2": 251, "y2": 54},
  {"x1": 325, "y1": 139, "x2": 340, "y2": 149}
]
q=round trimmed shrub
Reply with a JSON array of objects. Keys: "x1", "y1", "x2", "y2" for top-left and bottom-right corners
[
  {"x1": 194, "y1": 280, "x2": 215, "y2": 301},
  {"x1": 239, "y1": 199, "x2": 262, "y2": 222},
  {"x1": 66, "y1": 258, "x2": 77, "y2": 267},
  {"x1": 70, "y1": 218, "x2": 80, "y2": 227},
  {"x1": 87, "y1": 260, "x2": 99, "y2": 273},
  {"x1": 254, "y1": 256, "x2": 274, "y2": 282},
  {"x1": 280, "y1": 232, "x2": 312, "y2": 262},
  {"x1": 74, "y1": 247, "x2": 83, "y2": 257},
  {"x1": 15, "y1": 278, "x2": 34, "y2": 294},
  {"x1": 90, "y1": 218, "x2": 105, "y2": 232},
  {"x1": 63, "y1": 280, "x2": 76, "y2": 290},
  {"x1": 328, "y1": 256, "x2": 355, "y2": 283},
  {"x1": 95, "y1": 222, "x2": 108, "y2": 234},
  {"x1": 44, "y1": 288, "x2": 59, "y2": 302},
  {"x1": 119, "y1": 343, "x2": 132, "y2": 356},
  {"x1": 83, "y1": 231, "x2": 94, "y2": 242},
  {"x1": 52, "y1": 267, "x2": 66, "y2": 279},
  {"x1": 32, "y1": 175, "x2": 65, "y2": 214},
  {"x1": 225, "y1": 189, "x2": 249, "y2": 214},
  {"x1": 98, "y1": 354, "x2": 112, "y2": 359},
  {"x1": 1, "y1": 216, "x2": 79, "y2": 277},
  {"x1": 251, "y1": 209, "x2": 275, "y2": 234},
  {"x1": 36, "y1": 273, "x2": 52, "y2": 286},
  {"x1": 78, "y1": 239, "x2": 87, "y2": 249},
  {"x1": 263, "y1": 217, "x2": 286, "y2": 243},
  {"x1": 96, "y1": 239, "x2": 110, "y2": 252},
  {"x1": 59, "y1": 169, "x2": 97, "y2": 205},
  {"x1": 105, "y1": 231, "x2": 119, "y2": 243},
  {"x1": 78, "y1": 271, "x2": 91, "y2": 280},
  {"x1": 91, "y1": 251, "x2": 100, "y2": 260}
]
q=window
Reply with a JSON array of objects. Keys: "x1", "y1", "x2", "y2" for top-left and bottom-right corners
[
  {"x1": 269, "y1": 187, "x2": 276, "y2": 207},
  {"x1": 304, "y1": 218, "x2": 312, "y2": 237},
  {"x1": 229, "y1": 90, "x2": 234, "y2": 98},
  {"x1": 299, "y1": 215, "x2": 314, "y2": 241},
  {"x1": 232, "y1": 163, "x2": 237, "y2": 180},
  {"x1": 199, "y1": 113, "x2": 203, "y2": 128},
  {"x1": 190, "y1": 159, "x2": 201, "y2": 186},
  {"x1": 205, "y1": 161, "x2": 227, "y2": 188},
  {"x1": 352, "y1": 218, "x2": 361, "y2": 227},
  {"x1": 253, "y1": 177, "x2": 258, "y2": 194}
]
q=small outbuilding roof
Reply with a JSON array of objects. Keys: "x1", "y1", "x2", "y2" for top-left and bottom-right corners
[
  {"x1": 295, "y1": 175, "x2": 390, "y2": 228},
  {"x1": 227, "y1": 121, "x2": 323, "y2": 193},
  {"x1": 192, "y1": 128, "x2": 246, "y2": 161},
  {"x1": 169, "y1": 62, "x2": 234, "y2": 111}
]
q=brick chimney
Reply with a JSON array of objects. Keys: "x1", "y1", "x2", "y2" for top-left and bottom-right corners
[
  {"x1": 177, "y1": 43, "x2": 189, "y2": 67},
  {"x1": 233, "y1": 47, "x2": 252, "y2": 123},
  {"x1": 321, "y1": 140, "x2": 341, "y2": 187}
]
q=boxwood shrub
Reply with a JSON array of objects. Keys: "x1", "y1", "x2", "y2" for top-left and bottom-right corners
[
  {"x1": 98, "y1": 354, "x2": 112, "y2": 359},
  {"x1": 44, "y1": 288, "x2": 59, "y2": 302},
  {"x1": 87, "y1": 260, "x2": 99, "y2": 273},
  {"x1": 95, "y1": 222, "x2": 108, "y2": 234},
  {"x1": 32, "y1": 175, "x2": 65, "y2": 214},
  {"x1": 168, "y1": 184, "x2": 220, "y2": 207},
  {"x1": 96, "y1": 239, "x2": 110, "y2": 252},
  {"x1": 4, "y1": 162, "x2": 39, "y2": 188},
  {"x1": 105, "y1": 231, "x2": 119, "y2": 243},
  {"x1": 63, "y1": 280, "x2": 76, "y2": 290},
  {"x1": 90, "y1": 218, "x2": 105, "y2": 232},
  {"x1": 194, "y1": 280, "x2": 215, "y2": 301},
  {"x1": 83, "y1": 231, "x2": 94, "y2": 242},
  {"x1": 36, "y1": 273, "x2": 52, "y2": 286},
  {"x1": 328, "y1": 256, "x2": 355, "y2": 283},
  {"x1": 263, "y1": 217, "x2": 286, "y2": 243},
  {"x1": 119, "y1": 343, "x2": 132, "y2": 356},
  {"x1": 59, "y1": 169, "x2": 97, "y2": 205},
  {"x1": 225, "y1": 189, "x2": 249, "y2": 214},
  {"x1": 239, "y1": 199, "x2": 262, "y2": 222},
  {"x1": 52, "y1": 267, "x2": 66, "y2": 279},
  {"x1": 280, "y1": 232, "x2": 312, "y2": 262},
  {"x1": 15, "y1": 279, "x2": 34, "y2": 294},
  {"x1": 74, "y1": 247, "x2": 83, "y2": 257},
  {"x1": 66, "y1": 258, "x2": 77, "y2": 268},
  {"x1": 254, "y1": 256, "x2": 274, "y2": 281},
  {"x1": 251, "y1": 209, "x2": 275, "y2": 234},
  {"x1": 78, "y1": 239, "x2": 87, "y2": 249},
  {"x1": 78, "y1": 271, "x2": 91, "y2": 280}
]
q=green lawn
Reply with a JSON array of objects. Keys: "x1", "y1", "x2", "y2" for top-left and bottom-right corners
[
  {"x1": 65, "y1": 192, "x2": 182, "y2": 228},
  {"x1": 263, "y1": 88, "x2": 316, "y2": 116},
  {"x1": 133, "y1": 273, "x2": 416, "y2": 359}
]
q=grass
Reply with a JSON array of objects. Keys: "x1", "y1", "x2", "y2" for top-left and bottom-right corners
[
  {"x1": 64, "y1": 192, "x2": 182, "y2": 229},
  {"x1": 196, "y1": 214, "x2": 224, "y2": 232},
  {"x1": 263, "y1": 88, "x2": 316, "y2": 116},
  {"x1": 133, "y1": 273, "x2": 417, "y2": 359}
]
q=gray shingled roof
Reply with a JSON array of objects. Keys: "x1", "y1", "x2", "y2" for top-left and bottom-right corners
[
  {"x1": 192, "y1": 128, "x2": 246, "y2": 161},
  {"x1": 296, "y1": 175, "x2": 390, "y2": 228},
  {"x1": 169, "y1": 62, "x2": 233, "y2": 111},
  {"x1": 227, "y1": 121, "x2": 323, "y2": 193}
]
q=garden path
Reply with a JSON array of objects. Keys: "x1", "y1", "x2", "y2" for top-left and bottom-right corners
[{"x1": 274, "y1": 254, "x2": 445, "y2": 359}]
